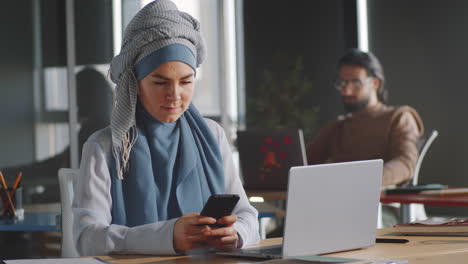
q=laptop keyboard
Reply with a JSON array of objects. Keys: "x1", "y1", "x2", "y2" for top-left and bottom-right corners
[
  {"x1": 218, "y1": 245, "x2": 353, "y2": 263},
  {"x1": 248, "y1": 245, "x2": 282, "y2": 254},
  {"x1": 239, "y1": 245, "x2": 283, "y2": 258}
]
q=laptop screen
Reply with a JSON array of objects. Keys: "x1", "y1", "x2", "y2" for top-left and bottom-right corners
[{"x1": 237, "y1": 129, "x2": 307, "y2": 191}]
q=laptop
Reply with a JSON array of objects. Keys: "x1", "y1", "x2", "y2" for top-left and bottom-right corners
[
  {"x1": 218, "y1": 159, "x2": 383, "y2": 259},
  {"x1": 236, "y1": 129, "x2": 307, "y2": 191}
]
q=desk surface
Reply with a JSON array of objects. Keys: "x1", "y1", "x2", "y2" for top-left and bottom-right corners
[
  {"x1": 97, "y1": 228, "x2": 468, "y2": 264},
  {"x1": 380, "y1": 192, "x2": 468, "y2": 207},
  {"x1": 399, "y1": 251, "x2": 468, "y2": 264},
  {"x1": 0, "y1": 212, "x2": 60, "y2": 231},
  {"x1": 246, "y1": 190, "x2": 287, "y2": 201},
  {"x1": 327, "y1": 228, "x2": 468, "y2": 260}
]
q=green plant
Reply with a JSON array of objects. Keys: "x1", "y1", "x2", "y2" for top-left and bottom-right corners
[{"x1": 247, "y1": 55, "x2": 319, "y2": 140}]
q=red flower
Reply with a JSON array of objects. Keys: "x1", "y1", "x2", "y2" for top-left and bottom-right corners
[{"x1": 279, "y1": 152, "x2": 286, "y2": 159}]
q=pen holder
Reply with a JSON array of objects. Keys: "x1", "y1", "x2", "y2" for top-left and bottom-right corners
[{"x1": 0, "y1": 186, "x2": 24, "y2": 220}]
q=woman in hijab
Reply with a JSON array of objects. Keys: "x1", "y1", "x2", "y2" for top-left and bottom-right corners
[{"x1": 73, "y1": 0, "x2": 259, "y2": 256}]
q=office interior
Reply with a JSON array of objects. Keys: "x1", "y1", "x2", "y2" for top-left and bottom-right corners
[{"x1": 0, "y1": 0, "x2": 467, "y2": 259}]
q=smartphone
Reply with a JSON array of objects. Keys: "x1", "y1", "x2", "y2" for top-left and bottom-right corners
[{"x1": 200, "y1": 194, "x2": 240, "y2": 226}]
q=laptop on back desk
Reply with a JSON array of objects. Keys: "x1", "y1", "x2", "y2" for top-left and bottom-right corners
[
  {"x1": 236, "y1": 129, "x2": 307, "y2": 191},
  {"x1": 218, "y1": 159, "x2": 383, "y2": 259}
]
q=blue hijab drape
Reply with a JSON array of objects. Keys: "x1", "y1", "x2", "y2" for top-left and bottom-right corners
[{"x1": 110, "y1": 102, "x2": 225, "y2": 227}]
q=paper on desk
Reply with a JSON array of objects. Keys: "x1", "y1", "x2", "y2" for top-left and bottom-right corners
[
  {"x1": 292, "y1": 255, "x2": 361, "y2": 262},
  {"x1": 3, "y1": 257, "x2": 108, "y2": 264},
  {"x1": 364, "y1": 260, "x2": 408, "y2": 264},
  {"x1": 291, "y1": 255, "x2": 360, "y2": 263},
  {"x1": 262, "y1": 255, "x2": 361, "y2": 263}
]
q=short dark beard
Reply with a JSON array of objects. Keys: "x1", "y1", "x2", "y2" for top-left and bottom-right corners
[{"x1": 343, "y1": 98, "x2": 370, "y2": 113}]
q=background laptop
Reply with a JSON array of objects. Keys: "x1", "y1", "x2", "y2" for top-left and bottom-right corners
[
  {"x1": 218, "y1": 159, "x2": 383, "y2": 259},
  {"x1": 236, "y1": 129, "x2": 307, "y2": 191}
]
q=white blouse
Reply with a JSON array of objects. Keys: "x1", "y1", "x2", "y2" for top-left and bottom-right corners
[{"x1": 72, "y1": 119, "x2": 260, "y2": 256}]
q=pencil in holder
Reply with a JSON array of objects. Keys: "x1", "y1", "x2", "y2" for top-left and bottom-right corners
[{"x1": 0, "y1": 186, "x2": 24, "y2": 220}]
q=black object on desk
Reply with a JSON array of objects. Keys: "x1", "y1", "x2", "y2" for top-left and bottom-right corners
[
  {"x1": 385, "y1": 184, "x2": 448, "y2": 194},
  {"x1": 376, "y1": 238, "x2": 409, "y2": 243}
]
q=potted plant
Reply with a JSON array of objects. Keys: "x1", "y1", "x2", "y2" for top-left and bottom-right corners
[{"x1": 246, "y1": 55, "x2": 319, "y2": 140}]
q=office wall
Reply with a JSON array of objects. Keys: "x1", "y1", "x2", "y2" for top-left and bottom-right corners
[
  {"x1": 0, "y1": 2, "x2": 35, "y2": 167},
  {"x1": 41, "y1": 0, "x2": 113, "y2": 66},
  {"x1": 243, "y1": 0, "x2": 357, "y2": 136},
  {"x1": 368, "y1": 0, "x2": 468, "y2": 216},
  {"x1": 0, "y1": 0, "x2": 113, "y2": 169}
]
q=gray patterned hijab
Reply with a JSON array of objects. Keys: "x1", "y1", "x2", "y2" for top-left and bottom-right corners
[{"x1": 109, "y1": 0, "x2": 206, "y2": 179}]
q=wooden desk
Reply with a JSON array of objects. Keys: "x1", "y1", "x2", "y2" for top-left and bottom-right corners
[
  {"x1": 98, "y1": 228, "x2": 468, "y2": 264},
  {"x1": 246, "y1": 190, "x2": 287, "y2": 215},
  {"x1": 396, "y1": 251, "x2": 468, "y2": 264},
  {"x1": 380, "y1": 191, "x2": 468, "y2": 207},
  {"x1": 380, "y1": 191, "x2": 468, "y2": 223},
  {"x1": 247, "y1": 189, "x2": 468, "y2": 224},
  {"x1": 327, "y1": 228, "x2": 468, "y2": 260},
  {"x1": 248, "y1": 189, "x2": 468, "y2": 206},
  {"x1": 246, "y1": 190, "x2": 287, "y2": 239},
  {"x1": 99, "y1": 238, "x2": 281, "y2": 264},
  {"x1": 246, "y1": 190, "x2": 287, "y2": 201}
]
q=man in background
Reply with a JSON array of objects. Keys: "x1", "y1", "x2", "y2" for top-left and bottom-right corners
[{"x1": 306, "y1": 49, "x2": 424, "y2": 186}]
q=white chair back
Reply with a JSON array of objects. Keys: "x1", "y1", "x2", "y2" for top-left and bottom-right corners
[
  {"x1": 408, "y1": 130, "x2": 439, "y2": 222},
  {"x1": 58, "y1": 168, "x2": 80, "y2": 257},
  {"x1": 412, "y1": 130, "x2": 439, "y2": 185},
  {"x1": 379, "y1": 130, "x2": 439, "y2": 226}
]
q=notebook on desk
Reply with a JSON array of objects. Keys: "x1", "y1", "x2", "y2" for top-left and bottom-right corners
[
  {"x1": 236, "y1": 129, "x2": 307, "y2": 191},
  {"x1": 218, "y1": 159, "x2": 383, "y2": 259}
]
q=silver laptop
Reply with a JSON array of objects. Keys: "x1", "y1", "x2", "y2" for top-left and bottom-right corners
[{"x1": 218, "y1": 159, "x2": 383, "y2": 259}]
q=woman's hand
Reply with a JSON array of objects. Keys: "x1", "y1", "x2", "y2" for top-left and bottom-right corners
[
  {"x1": 173, "y1": 213, "x2": 216, "y2": 252},
  {"x1": 203, "y1": 214, "x2": 239, "y2": 251}
]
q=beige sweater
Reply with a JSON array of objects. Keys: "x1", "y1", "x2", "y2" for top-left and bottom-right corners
[{"x1": 306, "y1": 102, "x2": 424, "y2": 186}]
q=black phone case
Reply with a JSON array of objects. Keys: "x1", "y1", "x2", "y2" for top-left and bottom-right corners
[{"x1": 200, "y1": 194, "x2": 240, "y2": 220}]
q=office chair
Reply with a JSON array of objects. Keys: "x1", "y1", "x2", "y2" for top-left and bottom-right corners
[
  {"x1": 58, "y1": 168, "x2": 80, "y2": 257},
  {"x1": 379, "y1": 129, "x2": 439, "y2": 226},
  {"x1": 413, "y1": 130, "x2": 439, "y2": 186},
  {"x1": 408, "y1": 129, "x2": 439, "y2": 222}
]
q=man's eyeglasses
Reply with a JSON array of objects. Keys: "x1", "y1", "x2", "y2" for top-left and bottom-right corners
[{"x1": 334, "y1": 77, "x2": 373, "y2": 91}]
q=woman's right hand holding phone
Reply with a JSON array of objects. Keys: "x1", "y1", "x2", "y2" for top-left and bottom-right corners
[
  {"x1": 203, "y1": 214, "x2": 239, "y2": 250},
  {"x1": 173, "y1": 213, "x2": 216, "y2": 252},
  {"x1": 174, "y1": 195, "x2": 241, "y2": 252}
]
